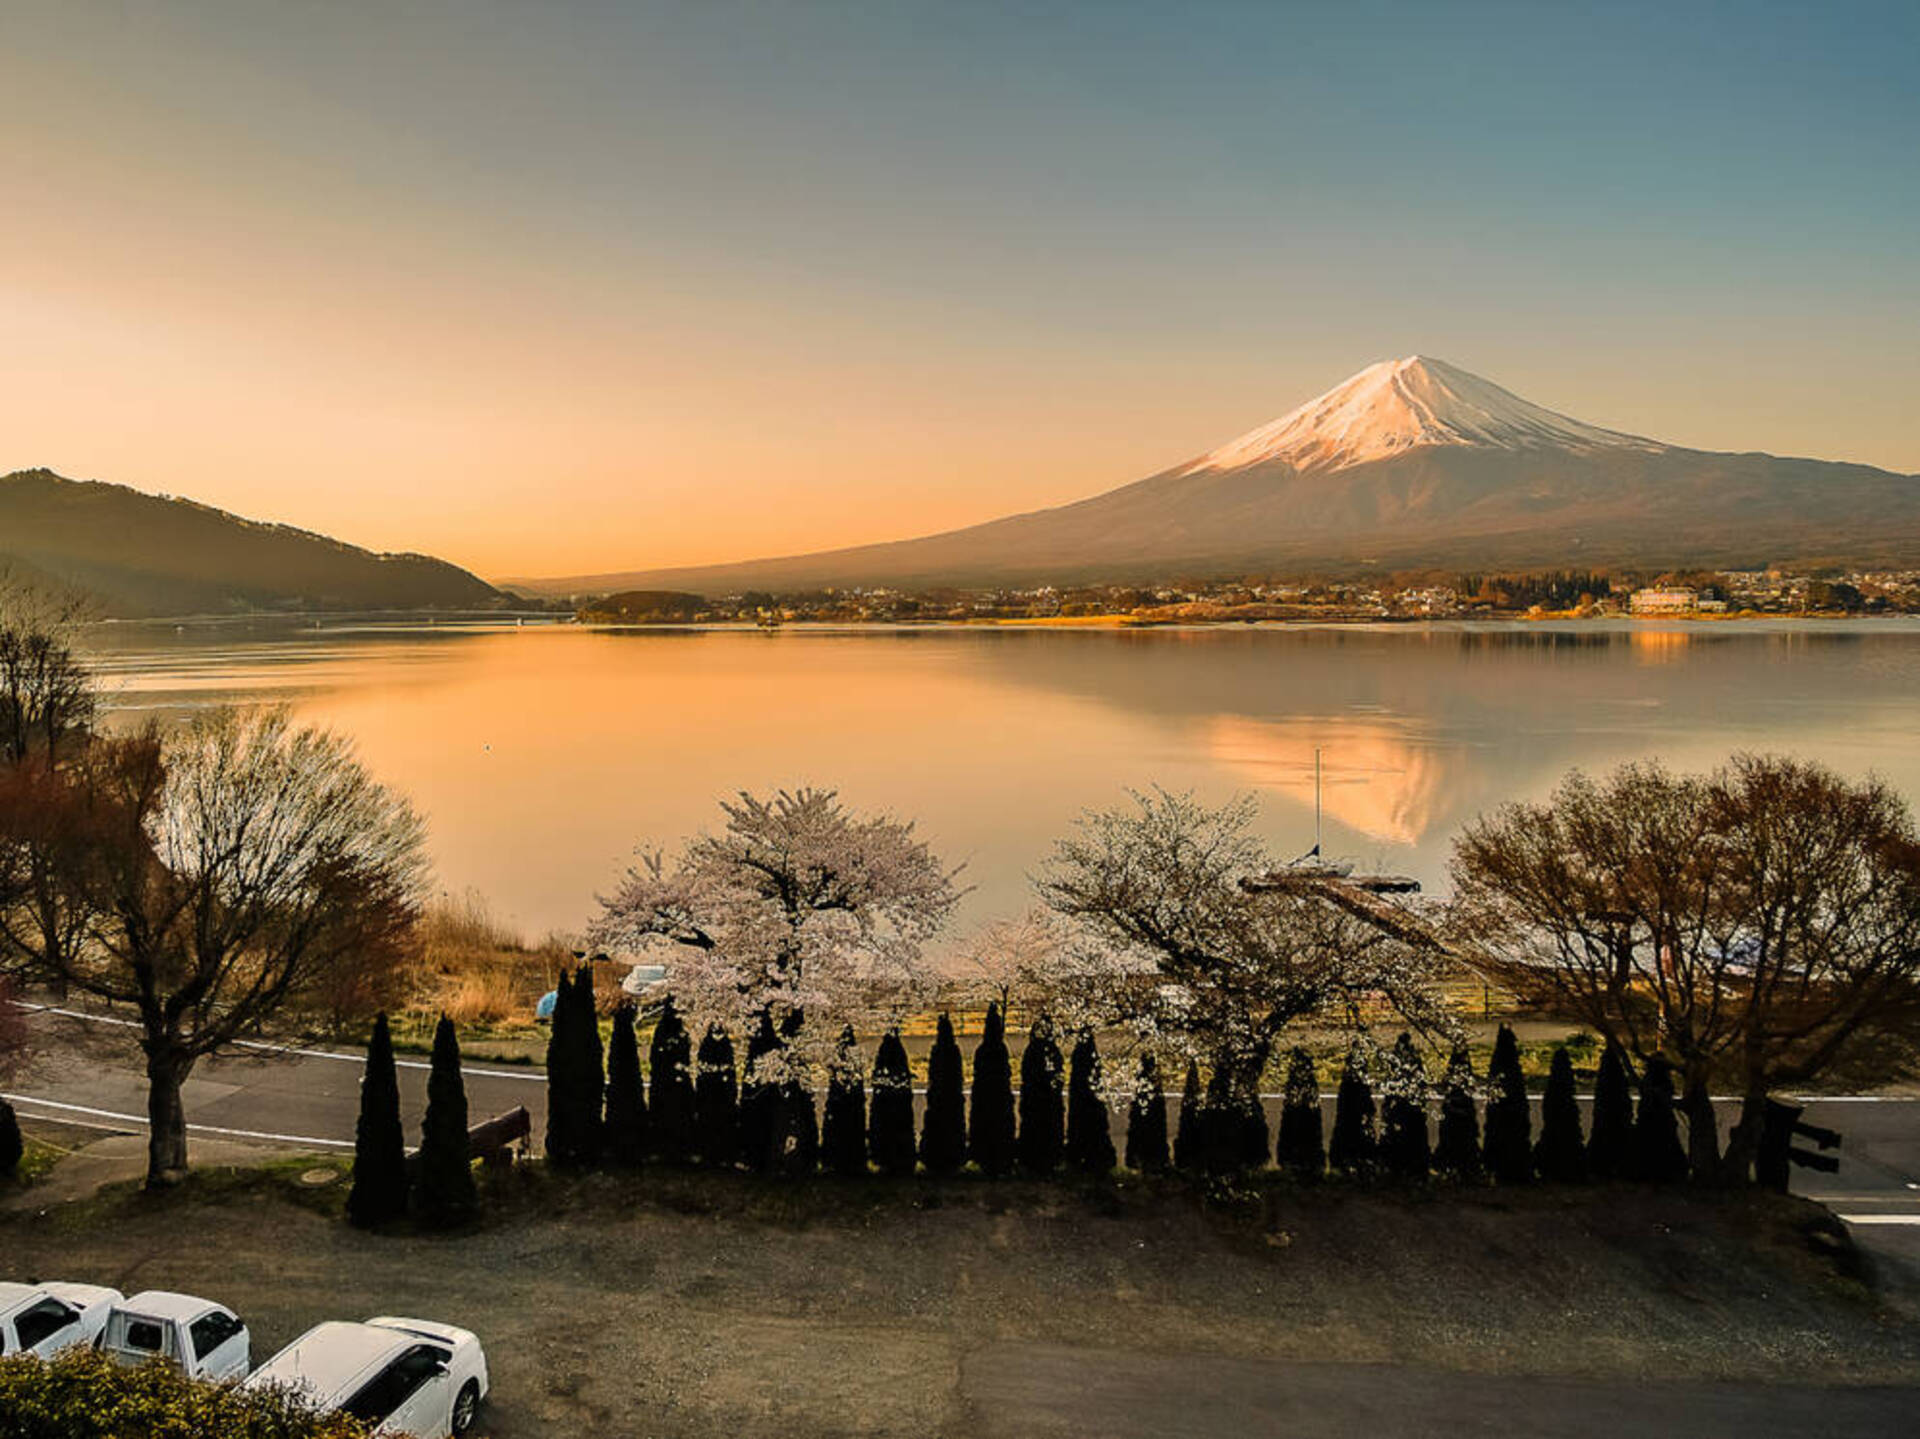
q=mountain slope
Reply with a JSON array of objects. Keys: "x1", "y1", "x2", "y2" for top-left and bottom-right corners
[
  {"x1": 0, "y1": 469, "x2": 501, "y2": 616},
  {"x1": 526, "y1": 357, "x2": 1920, "y2": 593}
]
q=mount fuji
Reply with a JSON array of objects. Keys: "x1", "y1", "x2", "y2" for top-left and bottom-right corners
[{"x1": 527, "y1": 357, "x2": 1920, "y2": 592}]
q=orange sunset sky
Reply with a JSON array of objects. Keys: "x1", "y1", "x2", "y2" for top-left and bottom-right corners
[{"x1": 4, "y1": 2, "x2": 1915, "y2": 581}]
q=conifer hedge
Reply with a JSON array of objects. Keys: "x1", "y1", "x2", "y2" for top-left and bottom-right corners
[
  {"x1": 1275, "y1": 1047, "x2": 1324, "y2": 1180},
  {"x1": 1017, "y1": 1015, "x2": 1065, "y2": 1175},
  {"x1": 919, "y1": 1013, "x2": 967, "y2": 1176},
  {"x1": 648, "y1": 998, "x2": 697, "y2": 1165},
  {"x1": 604, "y1": 1002, "x2": 648, "y2": 1169},
  {"x1": 1587, "y1": 1041, "x2": 1635, "y2": 1180},
  {"x1": 1124, "y1": 1053, "x2": 1168, "y2": 1173},
  {"x1": 868, "y1": 1030, "x2": 916, "y2": 1176},
  {"x1": 968, "y1": 1002, "x2": 1017, "y2": 1177},
  {"x1": 346, "y1": 1013, "x2": 408, "y2": 1227},
  {"x1": 1066, "y1": 1030, "x2": 1116, "y2": 1174},
  {"x1": 695, "y1": 1024, "x2": 739, "y2": 1168},
  {"x1": 414, "y1": 1014, "x2": 476, "y2": 1229}
]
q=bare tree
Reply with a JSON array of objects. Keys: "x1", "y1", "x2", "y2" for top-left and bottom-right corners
[
  {"x1": 1037, "y1": 788, "x2": 1450, "y2": 1117},
  {"x1": 0, "y1": 572, "x2": 95, "y2": 769},
  {"x1": 1450, "y1": 755, "x2": 1920, "y2": 1177},
  {"x1": 1, "y1": 709, "x2": 427, "y2": 1185},
  {"x1": 589, "y1": 787, "x2": 961, "y2": 1077}
]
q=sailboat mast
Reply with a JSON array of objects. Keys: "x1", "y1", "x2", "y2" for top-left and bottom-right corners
[{"x1": 1314, "y1": 747, "x2": 1323, "y2": 857}]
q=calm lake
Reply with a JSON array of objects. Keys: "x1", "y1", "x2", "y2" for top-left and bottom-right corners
[{"x1": 77, "y1": 618, "x2": 1920, "y2": 944}]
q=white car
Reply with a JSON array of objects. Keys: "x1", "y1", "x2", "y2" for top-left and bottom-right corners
[
  {"x1": 98, "y1": 1291, "x2": 250, "y2": 1380},
  {"x1": 0, "y1": 1281, "x2": 123, "y2": 1359},
  {"x1": 246, "y1": 1316, "x2": 488, "y2": 1437}
]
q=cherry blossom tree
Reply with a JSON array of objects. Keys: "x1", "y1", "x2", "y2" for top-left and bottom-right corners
[
  {"x1": 1038, "y1": 788, "x2": 1451, "y2": 1122},
  {"x1": 590, "y1": 788, "x2": 961, "y2": 1080}
]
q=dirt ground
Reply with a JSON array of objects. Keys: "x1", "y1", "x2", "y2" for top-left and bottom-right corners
[{"x1": 4, "y1": 1162, "x2": 1917, "y2": 1438}]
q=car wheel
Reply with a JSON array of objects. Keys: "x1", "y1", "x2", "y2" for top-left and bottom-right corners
[{"x1": 451, "y1": 1380, "x2": 481, "y2": 1436}]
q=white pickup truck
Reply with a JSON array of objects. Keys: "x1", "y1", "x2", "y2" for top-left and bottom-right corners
[
  {"x1": 0, "y1": 1281, "x2": 123, "y2": 1359},
  {"x1": 97, "y1": 1290, "x2": 251, "y2": 1380}
]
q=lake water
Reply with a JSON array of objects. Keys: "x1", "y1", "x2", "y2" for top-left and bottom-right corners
[{"x1": 77, "y1": 618, "x2": 1920, "y2": 945}]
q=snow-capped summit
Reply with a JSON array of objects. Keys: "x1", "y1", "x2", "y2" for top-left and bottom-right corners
[{"x1": 1182, "y1": 355, "x2": 1666, "y2": 475}]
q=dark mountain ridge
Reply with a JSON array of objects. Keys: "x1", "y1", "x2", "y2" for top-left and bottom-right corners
[{"x1": 0, "y1": 468, "x2": 501, "y2": 617}]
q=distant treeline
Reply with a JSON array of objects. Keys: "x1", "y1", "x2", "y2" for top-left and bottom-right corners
[{"x1": 1455, "y1": 572, "x2": 1615, "y2": 609}]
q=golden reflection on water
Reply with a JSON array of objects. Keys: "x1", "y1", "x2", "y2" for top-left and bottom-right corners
[{"x1": 82, "y1": 620, "x2": 1920, "y2": 940}]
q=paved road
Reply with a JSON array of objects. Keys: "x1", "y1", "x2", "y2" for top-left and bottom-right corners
[
  {"x1": 961, "y1": 1346, "x2": 1920, "y2": 1438},
  {"x1": 8, "y1": 1001, "x2": 1920, "y2": 1282}
]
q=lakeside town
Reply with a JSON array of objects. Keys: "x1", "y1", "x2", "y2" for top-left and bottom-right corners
[{"x1": 575, "y1": 567, "x2": 1920, "y2": 626}]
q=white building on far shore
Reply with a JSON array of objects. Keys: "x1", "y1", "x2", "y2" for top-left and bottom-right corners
[{"x1": 1630, "y1": 586, "x2": 1699, "y2": 615}]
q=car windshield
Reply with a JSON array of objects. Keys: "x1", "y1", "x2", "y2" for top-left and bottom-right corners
[{"x1": 342, "y1": 1345, "x2": 449, "y2": 1426}]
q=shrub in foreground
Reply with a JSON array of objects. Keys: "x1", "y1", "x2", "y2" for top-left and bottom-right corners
[
  {"x1": 1329, "y1": 1040, "x2": 1377, "y2": 1178},
  {"x1": 1635, "y1": 1056, "x2": 1690, "y2": 1183},
  {"x1": 1017, "y1": 1015, "x2": 1065, "y2": 1175},
  {"x1": 968, "y1": 1003, "x2": 1017, "y2": 1177},
  {"x1": 920, "y1": 1013, "x2": 967, "y2": 1176},
  {"x1": 1380, "y1": 1032, "x2": 1430, "y2": 1181},
  {"x1": 694, "y1": 1025, "x2": 739, "y2": 1168},
  {"x1": 822, "y1": 1025, "x2": 867, "y2": 1176},
  {"x1": 1588, "y1": 1041, "x2": 1635, "y2": 1180},
  {"x1": 414, "y1": 1014, "x2": 476, "y2": 1229},
  {"x1": 1482, "y1": 1024, "x2": 1532, "y2": 1184},
  {"x1": 1534, "y1": 1047, "x2": 1586, "y2": 1182},
  {"x1": 1066, "y1": 1029, "x2": 1116, "y2": 1174},
  {"x1": 0, "y1": 1099, "x2": 20, "y2": 1181},
  {"x1": 1275, "y1": 1047, "x2": 1324, "y2": 1180},
  {"x1": 1433, "y1": 1042, "x2": 1481, "y2": 1181},
  {"x1": 604, "y1": 1002, "x2": 648, "y2": 1169},
  {"x1": 649, "y1": 999, "x2": 698, "y2": 1165},
  {"x1": 1124, "y1": 1053, "x2": 1168, "y2": 1173},
  {"x1": 868, "y1": 1029, "x2": 916, "y2": 1176},
  {"x1": 0, "y1": 1348, "x2": 368, "y2": 1438},
  {"x1": 346, "y1": 1013, "x2": 408, "y2": 1227},
  {"x1": 1172, "y1": 1060, "x2": 1202, "y2": 1173}
]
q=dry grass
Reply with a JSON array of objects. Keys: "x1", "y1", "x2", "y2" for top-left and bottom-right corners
[{"x1": 400, "y1": 890, "x2": 572, "y2": 1030}]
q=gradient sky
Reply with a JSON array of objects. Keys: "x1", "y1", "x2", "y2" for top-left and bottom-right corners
[{"x1": 4, "y1": 1, "x2": 1916, "y2": 579}]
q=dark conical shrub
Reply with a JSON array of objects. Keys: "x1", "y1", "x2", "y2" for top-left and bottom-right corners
[
  {"x1": 1587, "y1": 1041, "x2": 1635, "y2": 1180},
  {"x1": 1173, "y1": 1059, "x2": 1203, "y2": 1173},
  {"x1": 868, "y1": 1029, "x2": 916, "y2": 1176},
  {"x1": 1482, "y1": 1024, "x2": 1532, "y2": 1184},
  {"x1": 1066, "y1": 1030, "x2": 1116, "y2": 1174},
  {"x1": 968, "y1": 1003, "x2": 1017, "y2": 1176},
  {"x1": 0, "y1": 1099, "x2": 21, "y2": 1181},
  {"x1": 543, "y1": 970, "x2": 579, "y2": 1166},
  {"x1": 1231, "y1": 1075, "x2": 1271, "y2": 1173},
  {"x1": 347, "y1": 1013, "x2": 409, "y2": 1227},
  {"x1": 694, "y1": 1025, "x2": 739, "y2": 1168},
  {"x1": 822, "y1": 1025, "x2": 867, "y2": 1177},
  {"x1": 920, "y1": 1013, "x2": 967, "y2": 1176},
  {"x1": 1276, "y1": 1047, "x2": 1324, "y2": 1180},
  {"x1": 1534, "y1": 1047, "x2": 1586, "y2": 1182},
  {"x1": 1635, "y1": 1056, "x2": 1689, "y2": 1183},
  {"x1": 1433, "y1": 1042, "x2": 1482, "y2": 1181},
  {"x1": 776, "y1": 1074, "x2": 819, "y2": 1178},
  {"x1": 647, "y1": 998, "x2": 696, "y2": 1164},
  {"x1": 1016, "y1": 1015, "x2": 1065, "y2": 1175},
  {"x1": 739, "y1": 1009, "x2": 780, "y2": 1173},
  {"x1": 604, "y1": 1003, "x2": 648, "y2": 1168},
  {"x1": 1683, "y1": 1074, "x2": 1720, "y2": 1181},
  {"x1": 545, "y1": 966, "x2": 604, "y2": 1168},
  {"x1": 414, "y1": 1015, "x2": 476, "y2": 1229},
  {"x1": 1329, "y1": 1040, "x2": 1377, "y2": 1178},
  {"x1": 1380, "y1": 1032, "x2": 1431, "y2": 1181},
  {"x1": 1124, "y1": 1054, "x2": 1169, "y2": 1173}
]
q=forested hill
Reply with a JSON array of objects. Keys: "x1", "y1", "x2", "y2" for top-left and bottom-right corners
[{"x1": 0, "y1": 468, "x2": 501, "y2": 617}]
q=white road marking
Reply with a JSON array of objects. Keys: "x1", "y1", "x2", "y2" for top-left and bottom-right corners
[
  {"x1": 12, "y1": 1002, "x2": 545, "y2": 1083},
  {"x1": 1837, "y1": 1215, "x2": 1920, "y2": 1226},
  {"x1": 4, "y1": 1092, "x2": 355, "y2": 1149}
]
